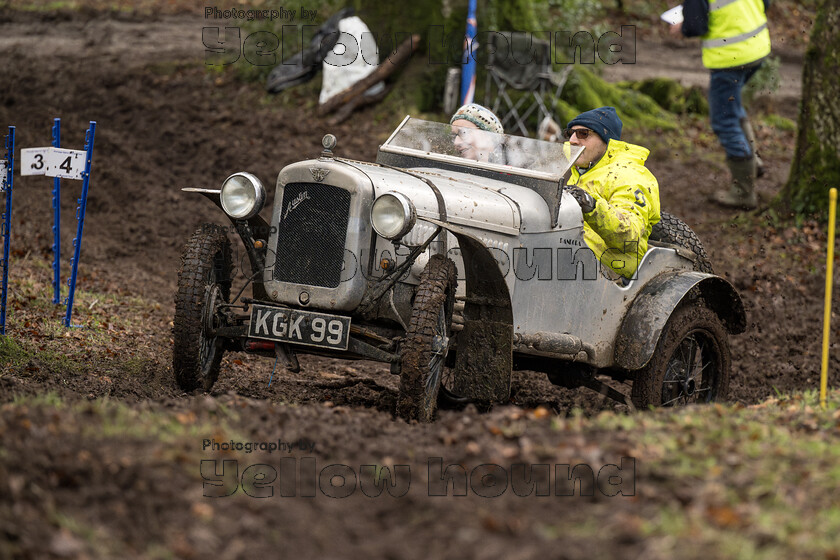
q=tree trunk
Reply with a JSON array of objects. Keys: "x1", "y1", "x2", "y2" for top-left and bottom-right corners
[{"x1": 779, "y1": 0, "x2": 840, "y2": 216}]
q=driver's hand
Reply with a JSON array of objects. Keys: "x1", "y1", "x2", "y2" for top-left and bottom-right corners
[{"x1": 567, "y1": 186, "x2": 596, "y2": 214}]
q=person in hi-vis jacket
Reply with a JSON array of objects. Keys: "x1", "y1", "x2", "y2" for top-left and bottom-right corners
[
  {"x1": 563, "y1": 107, "x2": 662, "y2": 281},
  {"x1": 671, "y1": 0, "x2": 771, "y2": 209}
]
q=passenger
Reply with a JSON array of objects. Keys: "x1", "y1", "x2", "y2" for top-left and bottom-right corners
[
  {"x1": 563, "y1": 107, "x2": 661, "y2": 280},
  {"x1": 449, "y1": 104, "x2": 505, "y2": 163}
]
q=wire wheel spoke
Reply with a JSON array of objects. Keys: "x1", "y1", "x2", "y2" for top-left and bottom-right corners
[
  {"x1": 173, "y1": 225, "x2": 232, "y2": 393},
  {"x1": 398, "y1": 255, "x2": 457, "y2": 423},
  {"x1": 425, "y1": 302, "x2": 449, "y2": 392},
  {"x1": 200, "y1": 282, "x2": 225, "y2": 374},
  {"x1": 633, "y1": 306, "x2": 730, "y2": 409},
  {"x1": 661, "y1": 331, "x2": 717, "y2": 406}
]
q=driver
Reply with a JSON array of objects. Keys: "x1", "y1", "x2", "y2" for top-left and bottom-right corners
[
  {"x1": 563, "y1": 107, "x2": 661, "y2": 280},
  {"x1": 449, "y1": 104, "x2": 505, "y2": 163}
]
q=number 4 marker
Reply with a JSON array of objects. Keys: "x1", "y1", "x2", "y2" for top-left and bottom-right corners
[{"x1": 45, "y1": 148, "x2": 86, "y2": 180}]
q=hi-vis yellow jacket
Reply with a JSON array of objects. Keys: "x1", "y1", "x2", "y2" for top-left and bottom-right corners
[
  {"x1": 568, "y1": 140, "x2": 661, "y2": 278},
  {"x1": 702, "y1": 0, "x2": 770, "y2": 69}
]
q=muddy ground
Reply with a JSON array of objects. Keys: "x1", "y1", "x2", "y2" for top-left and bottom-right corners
[{"x1": 0, "y1": 5, "x2": 835, "y2": 559}]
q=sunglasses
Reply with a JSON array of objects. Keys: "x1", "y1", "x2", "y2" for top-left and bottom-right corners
[{"x1": 564, "y1": 127, "x2": 593, "y2": 140}]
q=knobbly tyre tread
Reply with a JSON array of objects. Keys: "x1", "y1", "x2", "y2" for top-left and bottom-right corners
[
  {"x1": 173, "y1": 224, "x2": 232, "y2": 392},
  {"x1": 397, "y1": 255, "x2": 457, "y2": 423},
  {"x1": 650, "y1": 211, "x2": 714, "y2": 274},
  {"x1": 631, "y1": 304, "x2": 731, "y2": 408}
]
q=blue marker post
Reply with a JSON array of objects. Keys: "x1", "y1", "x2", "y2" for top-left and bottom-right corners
[
  {"x1": 63, "y1": 121, "x2": 95, "y2": 328},
  {"x1": 52, "y1": 118, "x2": 61, "y2": 304},
  {"x1": 459, "y1": 0, "x2": 478, "y2": 106},
  {"x1": 1, "y1": 126, "x2": 16, "y2": 335}
]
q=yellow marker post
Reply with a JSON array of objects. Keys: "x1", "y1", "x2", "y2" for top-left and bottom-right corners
[{"x1": 821, "y1": 188, "x2": 837, "y2": 409}]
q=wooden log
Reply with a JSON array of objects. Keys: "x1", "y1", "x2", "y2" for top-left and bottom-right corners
[
  {"x1": 318, "y1": 33, "x2": 421, "y2": 116},
  {"x1": 328, "y1": 85, "x2": 392, "y2": 125}
]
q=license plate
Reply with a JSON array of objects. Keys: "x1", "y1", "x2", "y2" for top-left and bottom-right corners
[{"x1": 248, "y1": 305, "x2": 350, "y2": 350}]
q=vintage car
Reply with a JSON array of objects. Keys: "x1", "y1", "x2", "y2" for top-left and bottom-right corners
[{"x1": 174, "y1": 117, "x2": 746, "y2": 421}]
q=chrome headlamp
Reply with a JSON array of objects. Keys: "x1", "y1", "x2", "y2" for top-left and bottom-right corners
[
  {"x1": 220, "y1": 172, "x2": 266, "y2": 220},
  {"x1": 370, "y1": 192, "x2": 417, "y2": 240}
]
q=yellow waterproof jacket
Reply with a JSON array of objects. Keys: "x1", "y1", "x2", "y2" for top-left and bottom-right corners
[
  {"x1": 568, "y1": 140, "x2": 661, "y2": 278},
  {"x1": 702, "y1": 0, "x2": 770, "y2": 69}
]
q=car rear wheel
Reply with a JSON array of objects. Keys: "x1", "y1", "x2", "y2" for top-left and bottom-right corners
[
  {"x1": 631, "y1": 304, "x2": 730, "y2": 408},
  {"x1": 397, "y1": 255, "x2": 457, "y2": 423},
  {"x1": 173, "y1": 224, "x2": 233, "y2": 392}
]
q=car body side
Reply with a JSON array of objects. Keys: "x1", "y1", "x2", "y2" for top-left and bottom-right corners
[{"x1": 252, "y1": 155, "x2": 744, "y2": 372}]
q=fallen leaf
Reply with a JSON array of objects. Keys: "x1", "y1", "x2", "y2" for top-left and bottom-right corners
[
  {"x1": 176, "y1": 411, "x2": 196, "y2": 425},
  {"x1": 532, "y1": 406, "x2": 551, "y2": 419},
  {"x1": 706, "y1": 505, "x2": 741, "y2": 528}
]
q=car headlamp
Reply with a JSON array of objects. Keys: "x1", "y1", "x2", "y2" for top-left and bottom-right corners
[
  {"x1": 370, "y1": 192, "x2": 417, "y2": 240},
  {"x1": 220, "y1": 172, "x2": 266, "y2": 220}
]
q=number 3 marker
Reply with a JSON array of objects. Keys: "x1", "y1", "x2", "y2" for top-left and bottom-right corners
[{"x1": 20, "y1": 147, "x2": 50, "y2": 176}]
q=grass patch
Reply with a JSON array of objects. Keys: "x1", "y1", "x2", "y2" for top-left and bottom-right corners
[
  {"x1": 762, "y1": 113, "x2": 797, "y2": 133},
  {"x1": 0, "y1": 336, "x2": 28, "y2": 368},
  {"x1": 11, "y1": 390, "x2": 65, "y2": 408},
  {"x1": 8, "y1": 391, "x2": 244, "y2": 448},
  {"x1": 6, "y1": 0, "x2": 204, "y2": 14},
  {"x1": 550, "y1": 390, "x2": 840, "y2": 556},
  {"x1": 0, "y1": 253, "x2": 171, "y2": 394}
]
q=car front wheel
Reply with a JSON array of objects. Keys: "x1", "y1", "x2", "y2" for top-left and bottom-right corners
[
  {"x1": 397, "y1": 255, "x2": 457, "y2": 423},
  {"x1": 173, "y1": 224, "x2": 233, "y2": 392},
  {"x1": 631, "y1": 304, "x2": 730, "y2": 408}
]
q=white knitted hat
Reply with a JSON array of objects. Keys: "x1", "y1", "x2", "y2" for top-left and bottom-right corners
[{"x1": 450, "y1": 104, "x2": 504, "y2": 135}]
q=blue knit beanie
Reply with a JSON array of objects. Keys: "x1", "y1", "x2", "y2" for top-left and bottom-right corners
[{"x1": 567, "y1": 106, "x2": 622, "y2": 144}]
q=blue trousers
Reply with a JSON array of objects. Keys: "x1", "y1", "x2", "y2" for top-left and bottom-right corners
[{"x1": 708, "y1": 62, "x2": 762, "y2": 159}]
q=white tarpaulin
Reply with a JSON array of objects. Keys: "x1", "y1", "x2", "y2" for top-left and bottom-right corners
[
  {"x1": 319, "y1": 16, "x2": 385, "y2": 105},
  {"x1": 660, "y1": 5, "x2": 684, "y2": 25}
]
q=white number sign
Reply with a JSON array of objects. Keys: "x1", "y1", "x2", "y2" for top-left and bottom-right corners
[
  {"x1": 45, "y1": 148, "x2": 86, "y2": 180},
  {"x1": 0, "y1": 160, "x2": 6, "y2": 192},
  {"x1": 20, "y1": 147, "x2": 51, "y2": 176}
]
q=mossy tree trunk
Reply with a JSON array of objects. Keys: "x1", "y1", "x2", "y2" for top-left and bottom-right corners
[{"x1": 779, "y1": 0, "x2": 840, "y2": 217}]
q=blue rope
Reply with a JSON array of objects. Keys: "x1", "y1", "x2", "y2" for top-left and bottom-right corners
[{"x1": 268, "y1": 356, "x2": 278, "y2": 388}]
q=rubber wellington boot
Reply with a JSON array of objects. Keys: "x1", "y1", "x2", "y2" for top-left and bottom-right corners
[
  {"x1": 740, "y1": 117, "x2": 765, "y2": 177},
  {"x1": 711, "y1": 156, "x2": 758, "y2": 209}
]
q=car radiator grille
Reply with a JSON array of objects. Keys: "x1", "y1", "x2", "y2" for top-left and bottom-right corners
[{"x1": 273, "y1": 182, "x2": 351, "y2": 288}]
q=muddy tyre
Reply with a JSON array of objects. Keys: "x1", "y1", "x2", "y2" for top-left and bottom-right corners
[
  {"x1": 631, "y1": 304, "x2": 730, "y2": 408},
  {"x1": 173, "y1": 224, "x2": 233, "y2": 392},
  {"x1": 397, "y1": 255, "x2": 457, "y2": 423},
  {"x1": 651, "y1": 211, "x2": 714, "y2": 273}
]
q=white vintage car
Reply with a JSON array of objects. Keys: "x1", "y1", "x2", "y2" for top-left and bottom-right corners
[{"x1": 174, "y1": 117, "x2": 745, "y2": 421}]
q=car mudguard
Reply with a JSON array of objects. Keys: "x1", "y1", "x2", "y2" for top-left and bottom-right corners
[
  {"x1": 614, "y1": 271, "x2": 746, "y2": 371},
  {"x1": 182, "y1": 188, "x2": 270, "y2": 300},
  {"x1": 424, "y1": 217, "x2": 514, "y2": 404}
]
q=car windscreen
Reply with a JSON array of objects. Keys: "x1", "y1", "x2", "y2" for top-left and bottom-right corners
[{"x1": 379, "y1": 117, "x2": 585, "y2": 182}]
